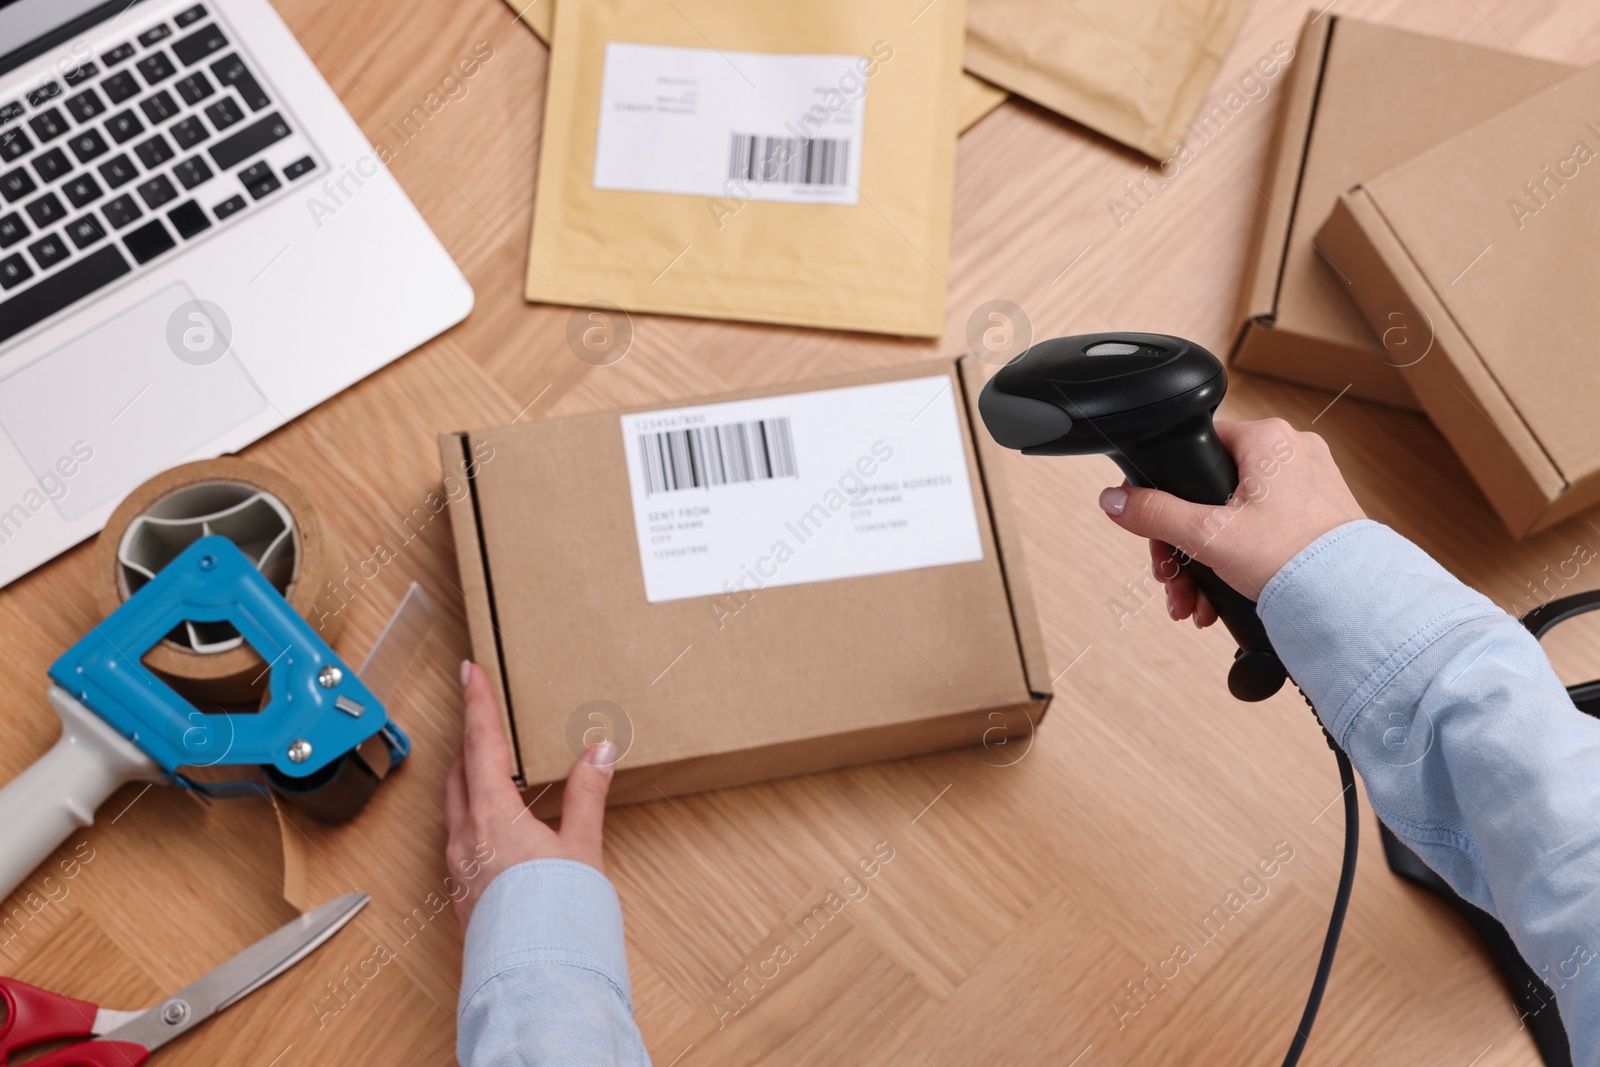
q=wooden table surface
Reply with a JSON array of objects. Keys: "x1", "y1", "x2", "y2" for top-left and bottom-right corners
[{"x1": 5, "y1": 0, "x2": 1600, "y2": 1063}]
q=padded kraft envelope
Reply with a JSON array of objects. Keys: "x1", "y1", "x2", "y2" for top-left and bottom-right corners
[
  {"x1": 505, "y1": 0, "x2": 1008, "y2": 133},
  {"x1": 965, "y1": 0, "x2": 1252, "y2": 160},
  {"x1": 525, "y1": 0, "x2": 967, "y2": 336}
]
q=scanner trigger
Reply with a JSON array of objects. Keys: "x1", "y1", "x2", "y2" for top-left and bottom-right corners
[{"x1": 1228, "y1": 647, "x2": 1289, "y2": 702}]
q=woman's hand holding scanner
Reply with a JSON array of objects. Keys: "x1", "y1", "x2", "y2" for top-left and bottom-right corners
[
  {"x1": 977, "y1": 332, "x2": 1334, "y2": 701},
  {"x1": 1097, "y1": 418, "x2": 1366, "y2": 624}
]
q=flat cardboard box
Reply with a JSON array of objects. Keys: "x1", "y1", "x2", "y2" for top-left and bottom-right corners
[
  {"x1": 440, "y1": 357, "x2": 1050, "y2": 813},
  {"x1": 1317, "y1": 61, "x2": 1600, "y2": 538},
  {"x1": 1232, "y1": 14, "x2": 1573, "y2": 408}
]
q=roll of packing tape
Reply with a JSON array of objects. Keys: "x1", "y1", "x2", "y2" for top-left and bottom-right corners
[{"x1": 93, "y1": 458, "x2": 344, "y2": 704}]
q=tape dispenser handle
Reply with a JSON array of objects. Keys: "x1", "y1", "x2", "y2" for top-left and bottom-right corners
[{"x1": 0, "y1": 687, "x2": 160, "y2": 902}]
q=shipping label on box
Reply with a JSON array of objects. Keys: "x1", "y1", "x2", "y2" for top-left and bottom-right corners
[{"x1": 618, "y1": 376, "x2": 984, "y2": 603}]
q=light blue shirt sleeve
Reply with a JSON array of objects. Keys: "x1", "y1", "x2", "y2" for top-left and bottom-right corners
[
  {"x1": 458, "y1": 859, "x2": 651, "y2": 1067},
  {"x1": 1259, "y1": 519, "x2": 1600, "y2": 1065}
]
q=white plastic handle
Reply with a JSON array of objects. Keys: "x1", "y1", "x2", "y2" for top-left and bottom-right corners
[{"x1": 0, "y1": 687, "x2": 162, "y2": 901}]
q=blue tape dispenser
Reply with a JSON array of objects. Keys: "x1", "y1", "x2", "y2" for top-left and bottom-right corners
[{"x1": 0, "y1": 535, "x2": 411, "y2": 900}]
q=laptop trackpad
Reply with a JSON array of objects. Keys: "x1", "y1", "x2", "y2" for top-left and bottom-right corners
[{"x1": 0, "y1": 283, "x2": 268, "y2": 520}]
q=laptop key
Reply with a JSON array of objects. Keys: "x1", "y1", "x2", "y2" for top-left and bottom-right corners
[
  {"x1": 25, "y1": 83, "x2": 61, "y2": 107},
  {"x1": 102, "y1": 71, "x2": 140, "y2": 104},
  {"x1": 98, "y1": 154, "x2": 137, "y2": 188},
  {"x1": 0, "y1": 244, "x2": 131, "y2": 340},
  {"x1": 173, "y1": 24, "x2": 228, "y2": 66},
  {"x1": 63, "y1": 174, "x2": 102, "y2": 209},
  {"x1": 106, "y1": 110, "x2": 144, "y2": 143},
  {"x1": 68, "y1": 129, "x2": 109, "y2": 164},
  {"x1": 212, "y1": 194, "x2": 245, "y2": 220},
  {"x1": 63, "y1": 88, "x2": 105, "y2": 122},
  {"x1": 167, "y1": 200, "x2": 210, "y2": 239},
  {"x1": 32, "y1": 148, "x2": 70, "y2": 183},
  {"x1": 0, "y1": 102, "x2": 21, "y2": 124},
  {"x1": 101, "y1": 193, "x2": 142, "y2": 228},
  {"x1": 174, "y1": 72, "x2": 214, "y2": 106},
  {"x1": 140, "y1": 90, "x2": 180, "y2": 125},
  {"x1": 25, "y1": 192, "x2": 65, "y2": 228},
  {"x1": 238, "y1": 161, "x2": 280, "y2": 200},
  {"x1": 63, "y1": 62, "x2": 99, "y2": 88},
  {"x1": 283, "y1": 155, "x2": 315, "y2": 181},
  {"x1": 0, "y1": 128, "x2": 31, "y2": 162},
  {"x1": 138, "y1": 24, "x2": 173, "y2": 47},
  {"x1": 29, "y1": 232, "x2": 69, "y2": 269},
  {"x1": 134, "y1": 134, "x2": 173, "y2": 169},
  {"x1": 137, "y1": 174, "x2": 176, "y2": 209},
  {"x1": 122, "y1": 219, "x2": 174, "y2": 264},
  {"x1": 170, "y1": 116, "x2": 209, "y2": 150},
  {"x1": 0, "y1": 252, "x2": 31, "y2": 290},
  {"x1": 210, "y1": 113, "x2": 289, "y2": 170},
  {"x1": 27, "y1": 108, "x2": 67, "y2": 143},
  {"x1": 173, "y1": 156, "x2": 212, "y2": 190},
  {"x1": 0, "y1": 168, "x2": 35, "y2": 203},
  {"x1": 210, "y1": 55, "x2": 270, "y2": 111},
  {"x1": 0, "y1": 212, "x2": 26, "y2": 247},
  {"x1": 102, "y1": 42, "x2": 137, "y2": 67},
  {"x1": 65, "y1": 215, "x2": 107, "y2": 249},
  {"x1": 175, "y1": 4, "x2": 208, "y2": 28},
  {"x1": 137, "y1": 52, "x2": 177, "y2": 86},
  {"x1": 205, "y1": 97, "x2": 244, "y2": 131}
]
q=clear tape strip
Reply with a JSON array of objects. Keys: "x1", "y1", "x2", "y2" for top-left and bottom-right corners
[{"x1": 357, "y1": 582, "x2": 437, "y2": 705}]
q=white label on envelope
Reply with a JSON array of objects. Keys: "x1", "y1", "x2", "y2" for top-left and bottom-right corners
[
  {"x1": 593, "y1": 42, "x2": 867, "y2": 206},
  {"x1": 620, "y1": 376, "x2": 985, "y2": 603}
]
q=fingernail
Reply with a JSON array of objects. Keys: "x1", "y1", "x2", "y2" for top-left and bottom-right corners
[
  {"x1": 460, "y1": 660, "x2": 472, "y2": 688},
  {"x1": 1165, "y1": 587, "x2": 1175, "y2": 619},
  {"x1": 584, "y1": 741, "x2": 617, "y2": 768},
  {"x1": 1098, "y1": 487, "x2": 1128, "y2": 516}
]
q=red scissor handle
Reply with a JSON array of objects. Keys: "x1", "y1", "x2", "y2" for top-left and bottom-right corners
[
  {"x1": 0, "y1": 978, "x2": 99, "y2": 1062},
  {"x1": 21, "y1": 1041, "x2": 150, "y2": 1067}
]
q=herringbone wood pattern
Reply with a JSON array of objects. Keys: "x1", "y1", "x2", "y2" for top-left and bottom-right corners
[{"x1": 3, "y1": 0, "x2": 1598, "y2": 1063}]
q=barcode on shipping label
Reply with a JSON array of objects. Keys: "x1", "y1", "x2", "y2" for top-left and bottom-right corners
[
  {"x1": 593, "y1": 43, "x2": 865, "y2": 206},
  {"x1": 620, "y1": 377, "x2": 985, "y2": 603},
  {"x1": 640, "y1": 417, "x2": 799, "y2": 495},
  {"x1": 728, "y1": 134, "x2": 850, "y2": 187}
]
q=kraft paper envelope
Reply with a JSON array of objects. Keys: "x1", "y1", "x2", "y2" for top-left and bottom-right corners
[
  {"x1": 965, "y1": 0, "x2": 1252, "y2": 159},
  {"x1": 506, "y1": 0, "x2": 1008, "y2": 132},
  {"x1": 955, "y1": 71, "x2": 1008, "y2": 130},
  {"x1": 508, "y1": 0, "x2": 554, "y2": 39},
  {"x1": 524, "y1": 0, "x2": 969, "y2": 335}
]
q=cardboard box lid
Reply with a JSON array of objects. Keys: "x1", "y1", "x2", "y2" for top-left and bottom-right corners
[
  {"x1": 1320, "y1": 61, "x2": 1600, "y2": 535},
  {"x1": 443, "y1": 359, "x2": 1041, "y2": 787},
  {"x1": 1234, "y1": 15, "x2": 1573, "y2": 403}
]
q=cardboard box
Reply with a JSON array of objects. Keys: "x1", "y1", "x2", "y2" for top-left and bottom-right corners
[
  {"x1": 440, "y1": 357, "x2": 1051, "y2": 812},
  {"x1": 1316, "y1": 62, "x2": 1600, "y2": 538},
  {"x1": 1232, "y1": 14, "x2": 1574, "y2": 408}
]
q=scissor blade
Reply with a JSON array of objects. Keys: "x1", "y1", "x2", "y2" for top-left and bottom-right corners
[{"x1": 103, "y1": 893, "x2": 369, "y2": 1052}]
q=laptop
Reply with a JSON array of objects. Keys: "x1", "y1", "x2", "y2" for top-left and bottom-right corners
[{"x1": 0, "y1": 0, "x2": 473, "y2": 586}]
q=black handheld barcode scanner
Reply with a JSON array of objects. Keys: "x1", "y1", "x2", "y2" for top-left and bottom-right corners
[
  {"x1": 979, "y1": 331, "x2": 1354, "y2": 1067},
  {"x1": 977, "y1": 331, "x2": 1288, "y2": 701}
]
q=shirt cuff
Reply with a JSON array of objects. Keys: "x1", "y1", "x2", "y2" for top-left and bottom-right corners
[
  {"x1": 1256, "y1": 519, "x2": 1505, "y2": 742},
  {"x1": 461, "y1": 859, "x2": 633, "y2": 1014}
]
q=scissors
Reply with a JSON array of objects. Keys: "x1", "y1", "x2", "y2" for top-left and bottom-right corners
[{"x1": 0, "y1": 892, "x2": 367, "y2": 1066}]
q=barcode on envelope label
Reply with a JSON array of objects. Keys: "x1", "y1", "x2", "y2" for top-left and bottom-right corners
[
  {"x1": 727, "y1": 133, "x2": 850, "y2": 186},
  {"x1": 640, "y1": 417, "x2": 798, "y2": 495}
]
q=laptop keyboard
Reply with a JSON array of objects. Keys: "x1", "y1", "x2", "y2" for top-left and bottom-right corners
[{"x1": 0, "y1": 3, "x2": 320, "y2": 346}]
